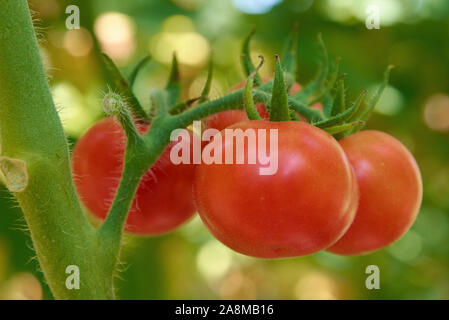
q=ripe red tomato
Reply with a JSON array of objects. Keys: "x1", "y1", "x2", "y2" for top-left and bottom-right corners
[
  {"x1": 328, "y1": 130, "x2": 423, "y2": 255},
  {"x1": 72, "y1": 117, "x2": 197, "y2": 235},
  {"x1": 205, "y1": 81, "x2": 322, "y2": 131},
  {"x1": 194, "y1": 120, "x2": 358, "y2": 258}
]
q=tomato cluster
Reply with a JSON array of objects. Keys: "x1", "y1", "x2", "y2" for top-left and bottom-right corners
[{"x1": 72, "y1": 80, "x2": 422, "y2": 258}]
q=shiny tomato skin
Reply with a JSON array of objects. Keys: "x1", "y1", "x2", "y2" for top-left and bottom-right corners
[
  {"x1": 328, "y1": 130, "x2": 423, "y2": 255},
  {"x1": 194, "y1": 121, "x2": 358, "y2": 258},
  {"x1": 72, "y1": 117, "x2": 197, "y2": 235},
  {"x1": 205, "y1": 81, "x2": 321, "y2": 131}
]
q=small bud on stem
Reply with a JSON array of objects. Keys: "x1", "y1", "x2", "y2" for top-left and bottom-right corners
[
  {"x1": 102, "y1": 91, "x2": 125, "y2": 116},
  {"x1": 0, "y1": 156, "x2": 28, "y2": 192}
]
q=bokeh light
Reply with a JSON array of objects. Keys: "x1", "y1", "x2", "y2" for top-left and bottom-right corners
[
  {"x1": 94, "y1": 12, "x2": 136, "y2": 64},
  {"x1": 63, "y1": 28, "x2": 93, "y2": 57},
  {"x1": 150, "y1": 15, "x2": 210, "y2": 73},
  {"x1": 151, "y1": 32, "x2": 210, "y2": 66},
  {"x1": 196, "y1": 240, "x2": 232, "y2": 280},
  {"x1": 321, "y1": 0, "x2": 404, "y2": 25},
  {"x1": 219, "y1": 270, "x2": 257, "y2": 299},
  {"x1": 162, "y1": 15, "x2": 196, "y2": 33},
  {"x1": 0, "y1": 273, "x2": 42, "y2": 300},
  {"x1": 231, "y1": 0, "x2": 282, "y2": 14},
  {"x1": 52, "y1": 82, "x2": 99, "y2": 136},
  {"x1": 196, "y1": 0, "x2": 239, "y2": 38},
  {"x1": 294, "y1": 271, "x2": 339, "y2": 300},
  {"x1": 423, "y1": 94, "x2": 449, "y2": 132}
]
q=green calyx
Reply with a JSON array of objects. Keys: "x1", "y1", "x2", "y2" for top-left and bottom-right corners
[{"x1": 238, "y1": 28, "x2": 392, "y2": 138}]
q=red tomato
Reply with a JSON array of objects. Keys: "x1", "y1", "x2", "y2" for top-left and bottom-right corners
[
  {"x1": 328, "y1": 130, "x2": 423, "y2": 255},
  {"x1": 205, "y1": 81, "x2": 322, "y2": 131},
  {"x1": 194, "y1": 120, "x2": 358, "y2": 258},
  {"x1": 72, "y1": 117, "x2": 197, "y2": 235}
]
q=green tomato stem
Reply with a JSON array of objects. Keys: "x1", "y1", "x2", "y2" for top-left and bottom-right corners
[{"x1": 0, "y1": 0, "x2": 114, "y2": 299}]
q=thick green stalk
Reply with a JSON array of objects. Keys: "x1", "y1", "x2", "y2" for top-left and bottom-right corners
[{"x1": 0, "y1": 0, "x2": 113, "y2": 299}]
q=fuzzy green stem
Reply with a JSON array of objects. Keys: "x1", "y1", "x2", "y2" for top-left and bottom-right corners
[
  {"x1": 244, "y1": 76, "x2": 263, "y2": 120},
  {"x1": 0, "y1": 0, "x2": 114, "y2": 299},
  {"x1": 241, "y1": 28, "x2": 262, "y2": 86},
  {"x1": 98, "y1": 139, "x2": 153, "y2": 254},
  {"x1": 98, "y1": 106, "x2": 169, "y2": 256},
  {"x1": 243, "y1": 58, "x2": 264, "y2": 120}
]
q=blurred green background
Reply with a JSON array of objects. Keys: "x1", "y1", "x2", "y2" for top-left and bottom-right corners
[{"x1": 1, "y1": 0, "x2": 449, "y2": 299}]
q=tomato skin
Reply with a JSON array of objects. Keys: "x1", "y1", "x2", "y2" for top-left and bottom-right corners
[
  {"x1": 205, "y1": 81, "x2": 322, "y2": 131},
  {"x1": 72, "y1": 117, "x2": 197, "y2": 235},
  {"x1": 328, "y1": 130, "x2": 423, "y2": 255},
  {"x1": 194, "y1": 121, "x2": 358, "y2": 258}
]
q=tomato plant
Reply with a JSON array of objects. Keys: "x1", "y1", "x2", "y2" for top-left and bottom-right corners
[
  {"x1": 0, "y1": 1, "x2": 421, "y2": 299},
  {"x1": 194, "y1": 120, "x2": 359, "y2": 258},
  {"x1": 72, "y1": 117, "x2": 197, "y2": 235},
  {"x1": 328, "y1": 130, "x2": 423, "y2": 255}
]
